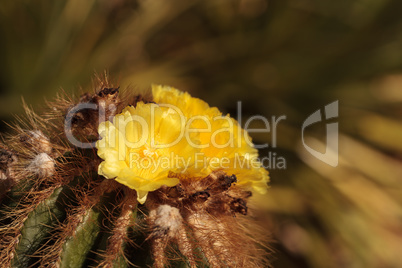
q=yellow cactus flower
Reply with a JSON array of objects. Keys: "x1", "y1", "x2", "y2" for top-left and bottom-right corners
[{"x1": 97, "y1": 85, "x2": 269, "y2": 203}]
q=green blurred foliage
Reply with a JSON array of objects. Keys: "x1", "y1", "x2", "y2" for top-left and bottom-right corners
[{"x1": 1, "y1": 0, "x2": 402, "y2": 267}]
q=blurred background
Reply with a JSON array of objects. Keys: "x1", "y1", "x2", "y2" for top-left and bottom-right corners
[{"x1": 1, "y1": 0, "x2": 402, "y2": 267}]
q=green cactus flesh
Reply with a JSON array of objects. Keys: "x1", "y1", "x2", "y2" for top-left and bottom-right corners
[{"x1": 1, "y1": 173, "x2": 148, "y2": 268}]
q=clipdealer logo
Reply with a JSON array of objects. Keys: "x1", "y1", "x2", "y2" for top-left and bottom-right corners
[
  {"x1": 63, "y1": 100, "x2": 339, "y2": 169},
  {"x1": 301, "y1": 101, "x2": 339, "y2": 167}
]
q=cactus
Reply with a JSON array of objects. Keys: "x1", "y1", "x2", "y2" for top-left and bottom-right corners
[{"x1": 0, "y1": 77, "x2": 269, "y2": 268}]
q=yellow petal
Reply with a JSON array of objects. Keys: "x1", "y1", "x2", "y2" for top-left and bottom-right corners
[{"x1": 136, "y1": 190, "x2": 148, "y2": 204}]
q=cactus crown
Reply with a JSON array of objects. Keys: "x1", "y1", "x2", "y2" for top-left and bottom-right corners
[{"x1": 0, "y1": 76, "x2": 269, "y2": 268}]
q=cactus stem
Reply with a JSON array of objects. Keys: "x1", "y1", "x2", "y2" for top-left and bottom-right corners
[
  {"x1": 96, "y1": 186, "x2": 137, "y2": 268},
  {"x1": 0, "y1": 183, "x2": 63, "y2": 267},
  {"x1": 37, "y1": 179, "x2": 116, "y2": 267},
  {"x1": 0, "y1": 78, "x2": 270, "y2": 267},
  {"x1": 148, "y1": 204, "x2": 198, "y2": 268}
]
